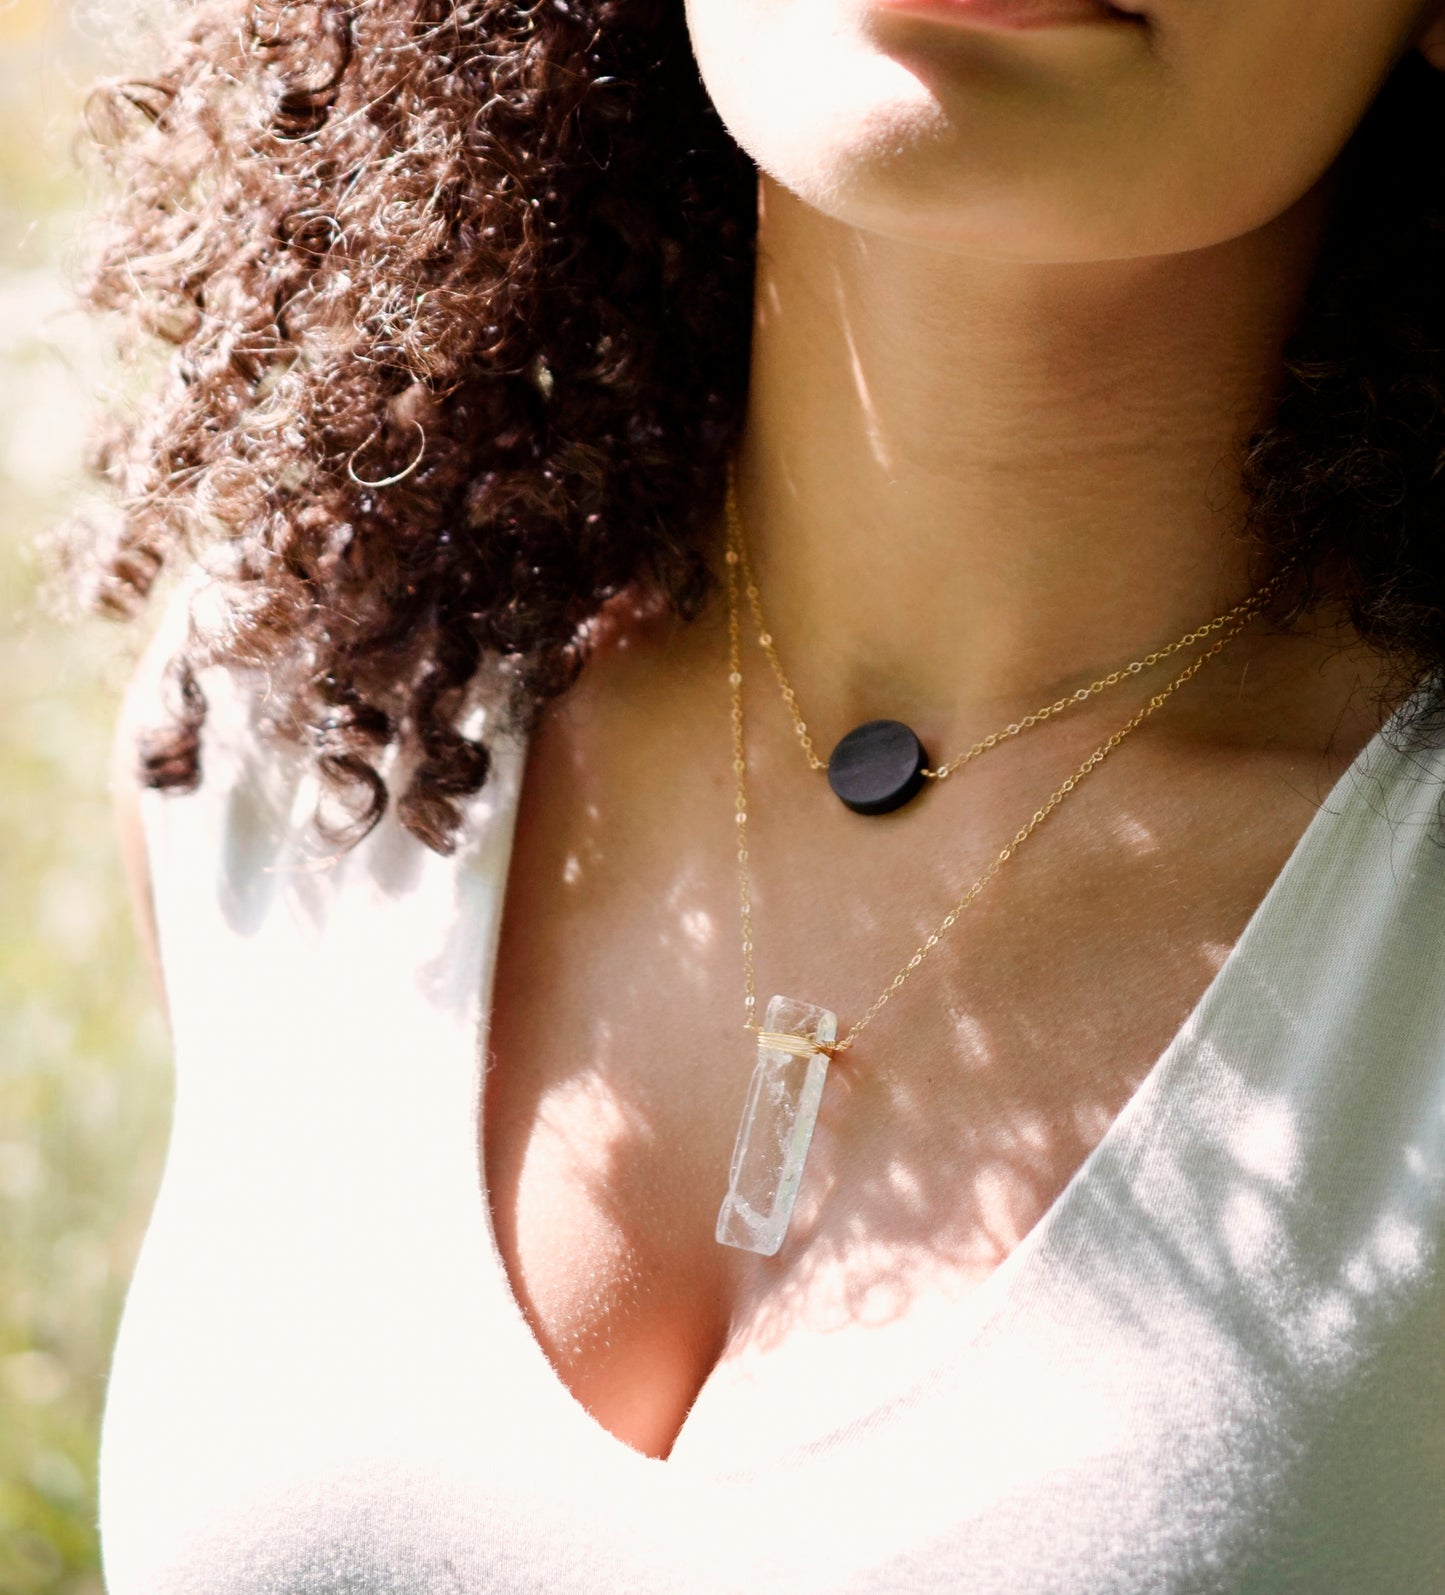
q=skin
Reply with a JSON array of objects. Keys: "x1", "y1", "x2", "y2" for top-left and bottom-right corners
[
  {"x1": 119, "y1": 0, "x2": 1445, "y2": 964},
  {"x1": 688, "y1": 0, "x2": 1445, "y2": 260},
  {"x1": 119, "y1": 1, "x2": 1445, "y2": 1460},
  {"x1": 681, "y1": 0, "x2": 1445, "y2": 738},
  {"x1": 476, "y1": 0, "x2": 1445, "y2": 1460}
]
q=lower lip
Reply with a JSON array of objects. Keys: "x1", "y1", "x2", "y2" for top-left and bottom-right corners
[{"x1": 872, "y1": 0, "x2": 1139, "y2": 30}]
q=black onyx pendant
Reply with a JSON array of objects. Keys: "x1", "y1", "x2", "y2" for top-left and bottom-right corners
[{"x1": 826, "y1": 720, "x2": 929, "y2": 815}]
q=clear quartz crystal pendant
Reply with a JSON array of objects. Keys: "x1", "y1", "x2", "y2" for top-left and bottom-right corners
[{"x1": 716, "y1": 995, "x2": 838, "y2": 1257}]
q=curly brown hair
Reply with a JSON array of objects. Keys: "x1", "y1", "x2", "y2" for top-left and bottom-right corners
[{"x1": 61, "y1": 3, "x2": 1445, "y2": 854}]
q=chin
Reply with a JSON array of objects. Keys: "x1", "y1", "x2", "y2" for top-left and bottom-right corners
[
  {"x1": 734, "y1": 84, "x2": 1351, "y2": 264},
  {"x1": 736, "y1": 96, "x2": 1293, "y2": 265},
  {"x1": 688, "y1": 0, "x2": 1172, "y2": 259},
  {"x1": 685, "y1": 0, "x2": 1363, "y2": 266}
]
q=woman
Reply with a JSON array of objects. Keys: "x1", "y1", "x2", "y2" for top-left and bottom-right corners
[{"x1": 73, "y1": 0, "x2": 1445, "y2": 1589}]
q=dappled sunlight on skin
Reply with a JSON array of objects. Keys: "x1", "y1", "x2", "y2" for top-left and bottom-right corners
[
  {"x1": 1070, "y1": 1094, "x2": 1126, "y2": 1143},
  {"x1": 474, "y1": 587, "x2": 1403, "y2": 1466},
  {"x1": 942, "y1": 1006, "x2": 995, "y2": 1072},
  {"x1": 481, "y1": 634, "x2": 744, "y2": 1453},
  {"x1": 1197, "y1": 938, "x2": 1236, "y2": 972},
  {"x1": 711, "y1": 923, "x2": 1184, "y2": 1359},
  {"x1": 1109, "y1": 812, "x2": 1162, "y2": 852},
  {"x1": 834, "y1": 260, "x2": 895, "y2": 475},
  {"x1": 692, "y1": 958, "x2": 1445, "y2": 1541},
  {"x1": 91, "y1": 615, "x2": 1444, "y2": 1587},
  {"x1": 678, "y1": 907, "x2": 718, "y2": 949}
]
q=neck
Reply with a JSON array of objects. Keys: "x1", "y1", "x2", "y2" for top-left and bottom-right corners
[{"x1": 729, "y1": 174, "x2": 1337, "y2": 742}]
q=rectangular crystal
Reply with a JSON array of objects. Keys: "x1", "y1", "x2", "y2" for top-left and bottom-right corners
[{"x1": 715, "y1": 994, "x2": 837, "y2": 1257}]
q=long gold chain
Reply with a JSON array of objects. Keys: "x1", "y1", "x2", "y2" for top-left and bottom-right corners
[
  {"x1": 725, "y1": 457, "x2": 1280, "y2": 783},
  {"x1": 723, "y1": 494, "x2": 1291, "y2": 1060}
]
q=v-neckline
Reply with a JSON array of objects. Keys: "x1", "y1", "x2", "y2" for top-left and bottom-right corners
[{"x1": 459, "y1": 682, "x2": 1430, "y2": 1475}]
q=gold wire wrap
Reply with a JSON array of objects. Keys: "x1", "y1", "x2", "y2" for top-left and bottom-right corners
[{"x1": 745, "y1": 1025, "x2": 840, "y2": 1060}]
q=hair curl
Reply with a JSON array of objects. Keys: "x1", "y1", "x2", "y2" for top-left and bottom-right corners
[{"x1": 61, "y1": 6, "x2": 1445, "y2": 852}]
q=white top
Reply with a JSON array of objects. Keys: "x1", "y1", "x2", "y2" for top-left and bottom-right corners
[{"x1": 98, "y1": 645, "x2": 1445, "y2": 1595}]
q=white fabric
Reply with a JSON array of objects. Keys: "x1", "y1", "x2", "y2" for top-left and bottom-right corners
[{"x1": 99, "y1": 652, "x2": 1445, "y2": 1595}]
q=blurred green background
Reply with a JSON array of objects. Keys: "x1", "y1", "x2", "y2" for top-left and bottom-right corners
[{"x1": 1, "y1": 1, "x2": 173, "y2": 1589}]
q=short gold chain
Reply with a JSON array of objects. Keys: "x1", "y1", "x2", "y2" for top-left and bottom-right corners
[
  {"x1": 723, "y1": 480, "x2": 1291, "y2": 1059},
  {"x1": 725, "y1": 456, "x2": 1278, "y2": 781}
]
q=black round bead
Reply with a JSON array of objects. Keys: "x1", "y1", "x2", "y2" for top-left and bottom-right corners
[{"x1": 826, "y1": 720, "x2": 929, "y2": 815}]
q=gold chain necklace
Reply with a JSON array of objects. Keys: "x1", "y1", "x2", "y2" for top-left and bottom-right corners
[
  {"x1": 714, "y1": 488, "x2": 1292, "y2": 1256},
  {"x1": 725, "y1": 457, "x2": 1283, "y2": 816}
]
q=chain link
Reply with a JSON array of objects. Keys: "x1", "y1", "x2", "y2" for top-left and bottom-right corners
[
  {"x1": 725, "y1": 455, "x2": 1280, "y2": 782},
  {"x1": 724, "y1": 575, "x2": 759, "y2": 1026},
  {"x1": 726, "y1": 466, "x2": 828, "y2": 770},
  {"x1": 723, "y1": 466, "x2": 1292, "y2": 1059}
]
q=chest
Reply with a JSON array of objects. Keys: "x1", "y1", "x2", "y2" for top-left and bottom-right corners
[
  {"x1": 478, "y1": 679, "x2": 1355, "y2": 1461},
  {"x1": 99, "y1": 658, "x2": 1445, "y2": 1593}
]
